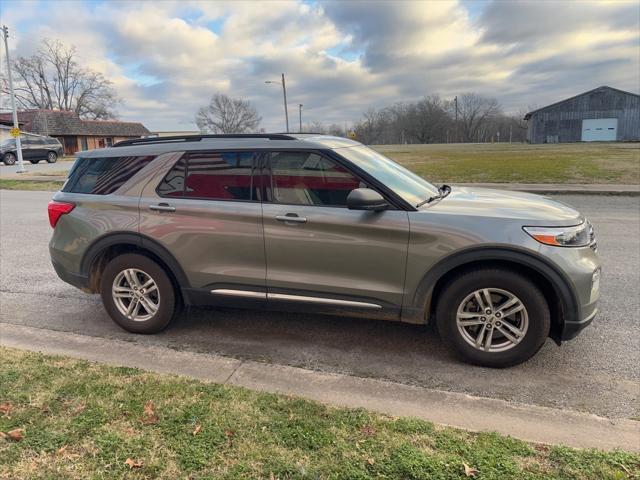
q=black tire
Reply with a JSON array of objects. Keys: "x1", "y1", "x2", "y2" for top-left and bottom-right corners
[
  {"x1": 3, "y1": 152, "x2": 16, "y2": 165},
  {"x1": 100, "y1": 253, "x2": 176, "y2": 334},
  {"x1": 46, "y1": 151, "x2": 58, "y2": 163},
  {"x1": 30, "y1": 159, "x2": 40, "y2": 164},
  {"x1": 435, "y1": 268, "x2": 550, "y2": 368}
]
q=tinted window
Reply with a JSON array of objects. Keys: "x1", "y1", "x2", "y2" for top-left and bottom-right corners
[
  {"x1": 63, "y1": 156, "x2": 155, "y2": 195},
  {"x1": 157, "y1": 152, "x2": 256, "y2": 201},
  {"x1": 268, "y1": 151, "x2": 362, "y2": 206}
]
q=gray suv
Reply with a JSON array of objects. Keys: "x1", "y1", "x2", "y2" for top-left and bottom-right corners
[
  {"x1": 48, "y1": 134, "x2": 600, "y2": 367},
  {"x1": 1, "y1": 135, "x2": 63, "y2": 164}
]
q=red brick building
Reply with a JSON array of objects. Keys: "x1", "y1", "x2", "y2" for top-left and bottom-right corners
[{"x1": 0, "y1": 109, "x2": 150, "y2": 154}]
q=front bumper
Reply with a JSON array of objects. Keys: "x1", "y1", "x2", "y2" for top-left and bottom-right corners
[{"x1": 561, "y1": 307, "x2": 597, "y2": 341}]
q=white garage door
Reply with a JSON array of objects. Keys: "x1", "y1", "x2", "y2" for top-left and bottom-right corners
[{"x1": 581, "y1": 118, "x2": 618, "y2": 142}]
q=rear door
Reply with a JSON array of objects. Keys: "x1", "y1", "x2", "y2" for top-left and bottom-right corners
[
  {"x1": 139, "y1": 151, "x2": 266, "y2": 299},
  {"x1": 261, "y1": 150, "x2": 410, "y2": 314}
]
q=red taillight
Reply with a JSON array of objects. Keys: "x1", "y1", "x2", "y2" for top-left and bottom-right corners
[{"x1": 48, "y1": 201, "x2": 75, "y2": 228}]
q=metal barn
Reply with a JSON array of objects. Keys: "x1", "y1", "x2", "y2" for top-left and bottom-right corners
[{"x1": 524, "y1": 86, "x2": 640, "y2": 144}]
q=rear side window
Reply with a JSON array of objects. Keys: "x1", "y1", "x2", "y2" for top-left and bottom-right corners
[
  {"x1": 157, "y1": 152, "x2": 257, "y2": 201},
  {"x1": 63, "y1": 156, "x2": 155, "y2": 195}
]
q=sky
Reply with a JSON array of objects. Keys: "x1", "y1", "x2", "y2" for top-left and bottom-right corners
[{"x1": 1, "y1": 0, "x2": 638, "y2": 132}]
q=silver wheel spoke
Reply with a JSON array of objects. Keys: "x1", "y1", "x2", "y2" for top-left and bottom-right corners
[
  {"x1": 483, "y1": 327, "x2": 494, "y2": 351},
  {"x1": 138, "y1": 295, "x2": 158, "y2": 315},
  {"x1": 495, "y1": 297, "x2": 518, "y2": 314},
  {"x1": 500, "y1": 321, "x2": 524, "y2": 338},
  {"x1": 474, "y1": 291, "x2": 488, "y2": 311},
  {"x1": 502, "y1": 303, "x2": 525, "y2": 318},
  {"x1": 496, "y1": 325, "x2": 520, "y2": 344},
  {"x1": 458, "y1": 319, "x2": 484, "y2": 327},
  {"x1": 124, "y1": 269, "x2": 140, "y2": 288},
  {"x1": 475, "y1": 325, "x2": 487, "y2": 348},
  {"x1": 126, "y1": 298, "x2": 138, "y2": 317}
]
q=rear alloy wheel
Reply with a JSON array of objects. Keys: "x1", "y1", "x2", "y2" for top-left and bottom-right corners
[
  {"x1": 436, "y1": 268, "x2": 550, "y2": 368},
  {"x1": 100, "y1": 253, "x2": 176, "y2": 334},
  {"x1": 46, "y1": 152, "x2": 58, "y2": 163},
  {"x1": 3, "y1": 152, "x2": 16, "y2": 165}
]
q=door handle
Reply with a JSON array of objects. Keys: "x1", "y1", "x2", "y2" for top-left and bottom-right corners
[
  {"x1": 149, "y1": 203, "x2": 176, "y2": 212},
  {"x1": 275, "y1": 214, "x2": 307, "y2": 224}
]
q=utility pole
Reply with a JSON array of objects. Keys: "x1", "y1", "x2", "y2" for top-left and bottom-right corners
[
  {"x1": 265, "y1": 73, "x2": 289, "y2": 133},
  {"x1": 281, "y1": 73, "x2": 289, "y2": 133},
  {"x1": 454, "y1": 95, "x2": 458, "y2": 144},
  {"x1": 298, "y1": 104, "x2": 303, "y2": 133},
  {"x1": 2, "y1": 25, "x2": 26, "y2": 173}
]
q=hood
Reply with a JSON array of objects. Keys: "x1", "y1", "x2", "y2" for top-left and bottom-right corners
[{"x1": 424, "y1": 186, "x2": 583, "y2": 225}]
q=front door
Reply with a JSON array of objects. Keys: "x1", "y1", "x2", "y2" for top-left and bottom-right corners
[
  {"x1": 261, "y1": 151, "x2": 410, "y2": 313},
  {"x1": 139, "y1": 151, "x2": 266, "y2": 297}
]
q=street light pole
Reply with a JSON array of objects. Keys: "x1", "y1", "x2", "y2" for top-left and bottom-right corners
[
  {"x1": 2, "y1": 25, "x2": 26, "y2": 173},
  {"x1": 281, "y1": 73, "x2": 289, "y2": 133},
  {"x1": 298, "y1": 104, "x2": 303, "y2": 133},
  {"x1": 265, "y1": 73, "x2": 289, "y2": 133}
]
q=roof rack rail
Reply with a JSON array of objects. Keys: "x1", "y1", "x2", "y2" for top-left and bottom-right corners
[{"x1": 112, "y1": 133, "x2": 297, "y2": 148}]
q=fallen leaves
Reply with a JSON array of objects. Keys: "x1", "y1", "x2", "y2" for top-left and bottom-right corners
[
  {"x1": 360, "y1": 425, "x2": 376, "y2": 437},
  {"x1": 192, "y1": 424, "x2": 201, "y2": 436},
  {"x1": 0, "y1": 428, "x2": 24, "y2": 442},
  {"x1": 124, "y1": 458, "x2": 144, "y2": 469},
  {"x1": 225, "y1": 429, "x2": 235, "y2": 447},
  {"x1": 71, "y1": 403, "x2": 86, "y2": 416},
  {"x1": 366, "y1": 457, "x2": 375, "y2": 465},
  {"x1": 141, "y1": 400, "x2": 158, "y2": 425},
  {"x1": 463, "y1": 462, "x2": 478, "y2": 477},
  {"x1": 0, "y1": 402, "x2": 12, "y2": 417}
]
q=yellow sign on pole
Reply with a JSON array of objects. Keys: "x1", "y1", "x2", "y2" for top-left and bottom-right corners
[{"x1": 9, "y1": 127, "x2": 20, "y2": 138}]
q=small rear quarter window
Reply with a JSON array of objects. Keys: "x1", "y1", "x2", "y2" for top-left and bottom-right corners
[{"x1": 63, "y1": 155, "x2": 155, "y2": 195}]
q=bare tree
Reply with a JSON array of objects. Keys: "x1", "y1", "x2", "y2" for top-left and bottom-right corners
[
  {"x1": 406, "y1": 96, "x2": 450, "y2": 143},
  {"x1": 456, "y1": 93, "x2": 501, "y2": 143},
  {"x1": 3, "y1": 39, "x2": 119, "y2": 119},
  {"x1": 195, "y1": 94, "x2": 261, "y2": 134}
]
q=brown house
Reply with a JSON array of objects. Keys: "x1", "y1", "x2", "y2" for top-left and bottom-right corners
[{"x1": 0, "y1": 109, "x2": 150, "y2": 154}]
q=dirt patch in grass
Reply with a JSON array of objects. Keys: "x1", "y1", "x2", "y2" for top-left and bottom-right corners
[{"x1": 1, "y1": 347, "x2": 638, "y2": 479}]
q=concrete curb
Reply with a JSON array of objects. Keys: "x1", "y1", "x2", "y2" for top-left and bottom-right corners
[{"x1": 2, "y1": 323, "x2": 639, "y2": 452}]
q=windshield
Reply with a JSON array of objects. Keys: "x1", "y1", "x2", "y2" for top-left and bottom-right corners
[
  {"x1": 1, "y1": 138, "x2": 15, "y2": 146},
  {"x1": 335, "y1": 145, "x2": 439, "y2": 206}
]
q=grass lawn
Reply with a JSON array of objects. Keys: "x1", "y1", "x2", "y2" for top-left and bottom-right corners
[
  {"x1": 374, "y1": 142, "x2": 640, "y2": 184},
  {"x1": 1, "y1": 348, "x2": 637, "y2": 479},
  {"x1": 0, "y1": 179, "x2": 65, "y2": 191}
]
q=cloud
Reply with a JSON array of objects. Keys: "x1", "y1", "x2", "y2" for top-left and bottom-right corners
[{"x1": 1, "y1": 0, "x2": 638, "y2": 131}]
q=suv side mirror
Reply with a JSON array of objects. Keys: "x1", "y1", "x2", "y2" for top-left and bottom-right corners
[{"x1": 347, "y1": 188, "x2": 388, "y2": 212}]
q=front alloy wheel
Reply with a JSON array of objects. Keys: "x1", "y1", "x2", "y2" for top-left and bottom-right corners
[
  {"x1": 456, "y1": 288, "x2": 529, "y2": 353},
  {"x1": 47, "y1": 152, "x2": 57, "y2": 163},
  {"x1": 436, "y1": 268, "x2": 550, "y2": 368}
]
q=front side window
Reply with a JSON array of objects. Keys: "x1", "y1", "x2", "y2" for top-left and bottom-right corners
[
  {"x1": 63, "y1": 156, "x2": 155, "y2": 194},
  {"x1": 157, "y1": 151, "x2": 257, "y2": 201},
  {"x1": 267, "y1": 151, "x2": 362, "y2": 207},
  {"x1": 335, "y1": 145, "x2": 439, "y2": 207}
]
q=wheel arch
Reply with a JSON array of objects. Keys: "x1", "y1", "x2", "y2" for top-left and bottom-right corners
[
  {"x1": 80, "y1": 232, "x2": 190, "y2": 301},
  {"x1": 412, "y1": 246, "x2": 579, "y2": 344}
]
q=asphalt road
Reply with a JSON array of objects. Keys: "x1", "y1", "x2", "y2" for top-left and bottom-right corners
[{"x1": 1, "y1": 189, "x2": 638, "y2": 418}]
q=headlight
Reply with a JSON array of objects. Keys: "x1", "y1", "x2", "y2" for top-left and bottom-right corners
[{"x1": 523, "y1": 221, "x2": 593, "y2": 247}]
